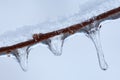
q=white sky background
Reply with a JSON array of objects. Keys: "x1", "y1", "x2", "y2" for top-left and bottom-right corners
[{"x1": 0, "y1": 0, "x2": 120, "y2": 80}]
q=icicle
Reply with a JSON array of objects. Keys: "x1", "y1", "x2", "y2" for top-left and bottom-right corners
[
  {"x1": 42, "y1": 33, "x2": 68, "y2": 56},
  {"x1": 12, "y1": 46, "x2": 31, "y2": 71},
  {"x1": 83, "y1": 21, "x2": 108, "y2": 70}
]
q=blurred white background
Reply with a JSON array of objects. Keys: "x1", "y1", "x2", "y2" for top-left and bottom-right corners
[{"x1": 0, "y1": 0, "x2": 120, "y2": 80}]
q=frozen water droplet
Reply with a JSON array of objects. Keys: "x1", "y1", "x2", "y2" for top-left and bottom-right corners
[
  {"x1": 83, "y1": 22, "x2": 108, "y2": 70},
  {"x1": 12, "y1": 47, "x2": 30, "y2": 71},
  {"x1": 42, "y1": 34, "x2": 68, "y2": 56}
]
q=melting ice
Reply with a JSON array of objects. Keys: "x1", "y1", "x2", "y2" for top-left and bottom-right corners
[
  {"x1": 0, "y1": 0, "x2": 119, "y2": 71},
  {"x1": 82, "y1": 21, "x2": 108, "y2": 70},
  {"x1": 42, "y1": 33, "x2": 69, "y2": 56},
  {"x1": 11, "y1": 47, "x2": 31, "y2": 71}
]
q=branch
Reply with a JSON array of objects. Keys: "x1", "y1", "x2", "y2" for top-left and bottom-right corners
[{"x1": 0, "y1": 7, "x2": 120, "y2": 54}]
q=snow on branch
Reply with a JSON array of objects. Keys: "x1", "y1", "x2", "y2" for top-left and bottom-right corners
[
  {"x1": 0, "y1": 0, "x2": 120, "y2": 71},
  {"x1": 0, "y1": 6, "x2": 120, "y2": 54}
]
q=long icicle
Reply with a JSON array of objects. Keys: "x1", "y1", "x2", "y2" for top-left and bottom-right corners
[{"x1": 83, "y1": 22, "x2": 108, "y2": 70}]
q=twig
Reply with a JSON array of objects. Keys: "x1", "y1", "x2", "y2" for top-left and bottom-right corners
[{"x1": 0, "y1": 7, "x2": 120, "y2": 53}]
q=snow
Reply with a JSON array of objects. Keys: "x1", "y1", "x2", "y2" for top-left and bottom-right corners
[
  {"x1": 0, "y1": 0, "x2": 120, "y2": 47},
  {"x1": 0, "y1": 0, "x2": 120, "y2": 79}
]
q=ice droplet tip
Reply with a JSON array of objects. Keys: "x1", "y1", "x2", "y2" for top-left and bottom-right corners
[
  {"x1": 100, "y1": 64, "x2": 108, "y2": 71},
  {"x1": 53, "y1": 52, "x2": 62, "y2": 56},
  {"x1": 101, "y1": 68, "x2": 108, "y2": 71},
  {"x1": 21, "y1": 68, "x2": 28, "y2": 72}
]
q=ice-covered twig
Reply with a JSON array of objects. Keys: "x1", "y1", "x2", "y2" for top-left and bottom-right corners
[{"x1": 0, "y1": 6, "x2": 120, "y2": 54}]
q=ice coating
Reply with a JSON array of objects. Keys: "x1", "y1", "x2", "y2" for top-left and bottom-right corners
[
  {"x1": 0, "y1": 0, "x2": 120, "y2": 47},
  {"x1": 82, "y1": 22, "x2": 108, "y2": 70},
  {"x1": 89, "y1": 29, "x2": 108, "y2": 70},
  {"x1": 12, "y1": 47, "x2": 30, "y2": 71},
  {"x1": 42, "y1": 33, "x2": 68, "y2": 56}
]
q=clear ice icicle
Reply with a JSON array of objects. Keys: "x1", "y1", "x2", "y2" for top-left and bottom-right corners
[
  {"x1": 12, "y1": 47, "x2": 30, "y2": 71},
  {"x1": 42, "y1": 34, "x2": 68, "y2": 56},
  {"x1": 83, "y1": 22, "x2": 108, "y2": 70}
]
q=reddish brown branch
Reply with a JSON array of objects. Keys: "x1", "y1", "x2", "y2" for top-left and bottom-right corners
[{"x1": 0, "y1": 7, "x2": 120, "y2": 53}]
